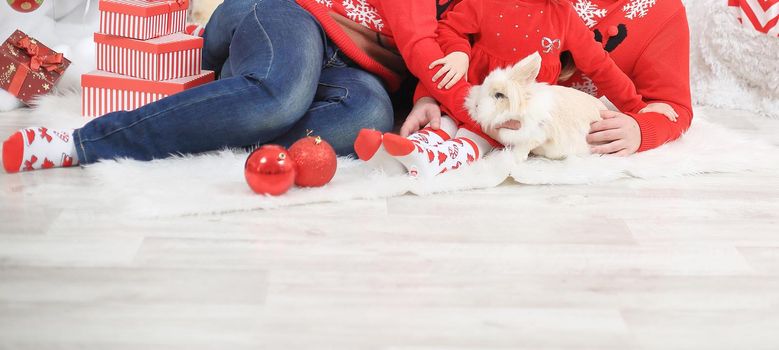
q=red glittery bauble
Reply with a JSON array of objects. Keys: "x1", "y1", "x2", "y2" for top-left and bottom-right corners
[
  {"x1": 244, "y1": 145, "x2": 296, "y2": 196},
  {"x1": 288, "y1": 136, "x2": 337, "y2": 187},
  {"x1": 8, "y1": 0, "x2": 44, "y2": 13}
]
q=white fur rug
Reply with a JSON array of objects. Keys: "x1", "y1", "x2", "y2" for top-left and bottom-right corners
[
  {"x1": 685, "y1": 0, "x2": 779, "y2": 119},
  {"x1": 64, "y1": 108, "x2": 774, "y2": 218},
  {"x1": 5, "y1": 1, "x2": 778, "y2": 217},
  {"x1": 11, "y1": 91, "x2": 779, "y2": 217}
]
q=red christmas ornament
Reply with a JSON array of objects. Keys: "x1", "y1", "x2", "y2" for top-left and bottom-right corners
[
  {"x1": 244, "y1": 145, "x2": 296, "y2": 196},
  {"x1": 288, "y1": 135, "x2": 337, "y2": 187},
  {"x1": 7, "y1": 0, "x2": 44, "y2": 12}
]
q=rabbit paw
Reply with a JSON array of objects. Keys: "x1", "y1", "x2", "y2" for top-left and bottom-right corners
[{"x1": 511, "y1": 147, "x2": 531, "y2": 163}]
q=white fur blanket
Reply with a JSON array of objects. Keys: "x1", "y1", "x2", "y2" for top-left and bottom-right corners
[
  {"x1": 686, "y1": 0, "x2": 779, "y2": 119},
  {"x1": 4, "y1": 86, "x2": 776, "y2": 217},
  {"x1": 58, "y1": 108, "x2": 772, "y2": 218},
  {"x1": 3, "y1": 1, "x2": 778, "y2": 217}
]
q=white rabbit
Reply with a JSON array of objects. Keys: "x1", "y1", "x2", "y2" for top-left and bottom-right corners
[{"x1": 465, "y1": 52, "x2": 607, "y2": 162}]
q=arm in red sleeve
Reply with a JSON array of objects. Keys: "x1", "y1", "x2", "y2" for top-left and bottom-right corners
[
  {"x1": 436, "y1": 0, "x2": 483, "y2": 56},
  {"x1": 413, "y1": 81, "x2": 433, "y2": 103},
  {"x1": 624, "y1": 8, "x2": 693, "y2": 152},
  {"x1": 380, "y1": 0, "x2": 474, "y2": 125},
  {"x1": 563, "y1": 6, "x2": 645, "y2": 113}
]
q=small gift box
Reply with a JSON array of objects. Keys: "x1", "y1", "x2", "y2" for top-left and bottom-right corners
[
  {"x1": 95, "y1": 32, "x2": 203, "y2": 81},
  {"x1": 81, "y1": 69, "x2": 214, "y2": 117},
  {"x1": 0, "y1": 30, "x2": 71, "y2": 105},
  {"x1": 99, "y1": 0, "x2": 189, "y2": 40}
]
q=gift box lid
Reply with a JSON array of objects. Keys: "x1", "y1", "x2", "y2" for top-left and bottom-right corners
[
  {"x1": 99, "y1": 0, "x2": 189, "y2": 17},
  {"x1": 81, "y1": 69, "x2": 214, "y2": 95},
  {"x1": 1, "y1": 30, "x2": 72, "y2": 72},
  {"x1": 94, "y1": 32, "x2": 203, "y2": 54}
]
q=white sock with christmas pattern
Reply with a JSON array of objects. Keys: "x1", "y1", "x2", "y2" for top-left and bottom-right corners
[
  {"x1": 386, "y1": 127, "x2": 493, "y2": 178},
  {"x1": 2, "y1": 127, "x2": 79, "y2": 173},
  {"x1": 355, "y1": 116, "x2": 457, "y2": 175}
]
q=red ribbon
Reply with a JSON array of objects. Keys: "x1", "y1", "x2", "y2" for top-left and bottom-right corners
[
  {"x1": 30, "y1": 53, "x2": 64, "y2": 72},
  {"x1": 12, "y1": 35, "x2": 65, "y2": 74},
  {"x1": 7, "y1": 63, "x2": 29, "y2": 97}
]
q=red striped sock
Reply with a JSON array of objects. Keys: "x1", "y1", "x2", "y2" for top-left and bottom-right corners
[{"x1": 2, "y1": 127, "x2": 79, "y2": 173}]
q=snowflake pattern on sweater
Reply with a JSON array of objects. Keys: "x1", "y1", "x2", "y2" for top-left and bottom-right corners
[
  {"x1": 314, "y1": 0, "x2": 333, "y2": 7},
  {"x1": 571, "y1": 76, "x2": 599, "y2": 96},
  {"x1": 574, "y1": 0, "x2": 608, "y2": 28},
  {"x1": 623, "y1": 0, "x2": 657, "y2": 19},
  {"x1": 342, "y1": 0, "x2": 385, "y2": 31}
]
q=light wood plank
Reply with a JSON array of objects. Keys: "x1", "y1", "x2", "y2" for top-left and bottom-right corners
[{"x1": 0, "y1": 106, "x2": 778, "y2": 349}]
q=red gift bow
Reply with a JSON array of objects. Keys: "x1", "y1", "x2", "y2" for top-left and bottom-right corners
[{"x1": 13, "y1": 35, "x2": 65, "y2": 73}]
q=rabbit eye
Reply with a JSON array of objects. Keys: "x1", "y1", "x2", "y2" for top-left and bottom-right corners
[{"x1": 494, "y1": 92, "x2": 506, "y2": 99}]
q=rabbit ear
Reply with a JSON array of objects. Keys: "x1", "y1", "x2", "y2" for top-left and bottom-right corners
[
  {"x1": 510, "y1": 52, "x2": 542, "y2": 85},
  {"x1": 507, "y1": 82, "x2": 524, "y2": 116}
]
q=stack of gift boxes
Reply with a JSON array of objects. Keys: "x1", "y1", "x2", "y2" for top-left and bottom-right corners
[{"x1": 82, "y1": 0, "x2": 214, "y2": 117}]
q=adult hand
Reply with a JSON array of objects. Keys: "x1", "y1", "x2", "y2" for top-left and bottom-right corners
[
  {"x1": 587, "y1": 110, "x2": 641, "y2": 156},
  {"x1": 400, "y1": 97, "x2": 441, "y2": 137}
]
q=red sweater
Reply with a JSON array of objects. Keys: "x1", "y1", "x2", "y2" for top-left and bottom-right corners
[
  {"x1": 562, "y1": 0, "x2": 693, "y2": 152},
  {"x1": 415, "y1": 0, "x2": 649, "y2": 139},
  {"x1": 295, "y1": 0, "x2": 457, "y2": 93}
]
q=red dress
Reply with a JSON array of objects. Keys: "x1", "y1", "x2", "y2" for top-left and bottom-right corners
[{"x1": 415, "y1": 0, "x2": 647, "y2": 142}]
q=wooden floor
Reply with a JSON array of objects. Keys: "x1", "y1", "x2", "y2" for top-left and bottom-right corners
[{"x1": 1, "y1": 106, "x2": 778, "y2": 349}]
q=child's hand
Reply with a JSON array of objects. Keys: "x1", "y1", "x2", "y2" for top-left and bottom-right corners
[
  {"x1": 401, "y1": 97, "x2": 442, "y2": 137},
  {"x1": 639, "y1": 102, "x2": 679, "y2": 122},
  {"x1": 430, "y1": 51, "x2": 469, "y2": 90}
]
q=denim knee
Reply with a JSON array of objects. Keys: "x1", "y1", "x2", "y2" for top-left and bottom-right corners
[
  {"x1": 233, "y1": 79, "x2": 314, "y2": 140},
  {"x1": 349, "y1": 75, "x2": 394, "y2": 131}
]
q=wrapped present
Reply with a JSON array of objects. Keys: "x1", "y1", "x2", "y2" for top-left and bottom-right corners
[
  {"x1": 0, "y1": 30, "x2": 71, "y2": 105},
  {"x1": 95, "y1": 32, "x2": 203, "y2": 81},
  {"x1": 81, "y1": 69, "x2": 214, "y2": 117},
  {"x1": 99, "y1": 0, "x2": 189, "y2": 40}
]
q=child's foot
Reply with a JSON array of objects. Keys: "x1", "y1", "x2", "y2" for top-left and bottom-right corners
[
  {"x1": 384, "y1": 128, "x2": 491, "y2": 178},
  {"x1": 381, "y1": 127, "x2": 454, "y2": 177},
  {"x1": 382, "y1": 132, "x2": 443, "y2": 178},
  {"x1": 185, "y1": 23, "x2": 206, "y2": 37},
  {"x1": 353, "y1": 129, "x2": 405, "y2": 175},
  {"x1": 2, "y1": 127, "x2": 79, "y2": 173}
]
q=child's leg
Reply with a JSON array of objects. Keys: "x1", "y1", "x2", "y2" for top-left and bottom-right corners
[
  {"x1": 386, "y1": 127, "x2": 494, "y2": 178},
  {"x1": 356, "y1": 115, "x2": 457, "y2": 174},
  {"x1": 2, "y1": 128, "x2": 79, "y2": 173},
  {"x1": 353, "y1": 129, "x2": 406, "y2": 174}
]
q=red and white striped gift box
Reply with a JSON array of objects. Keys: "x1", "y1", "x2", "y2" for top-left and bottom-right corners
[
  {"x1": 728, "y1": 0, "x2": 779, "y2": 36},
  {"x1": 95, "y1": 32, "x2": 203, "y2": 81},
  {"x1": 81, "y1": 69, "x2": 214, "y2": 117},
  {"x1": 99, "y1": 0, "x2": 189, "y2": 40}
]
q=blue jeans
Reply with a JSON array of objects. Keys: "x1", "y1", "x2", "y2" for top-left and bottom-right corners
[{"x1": 73, "y1": 0, "x2": 393, "y2": 164}]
